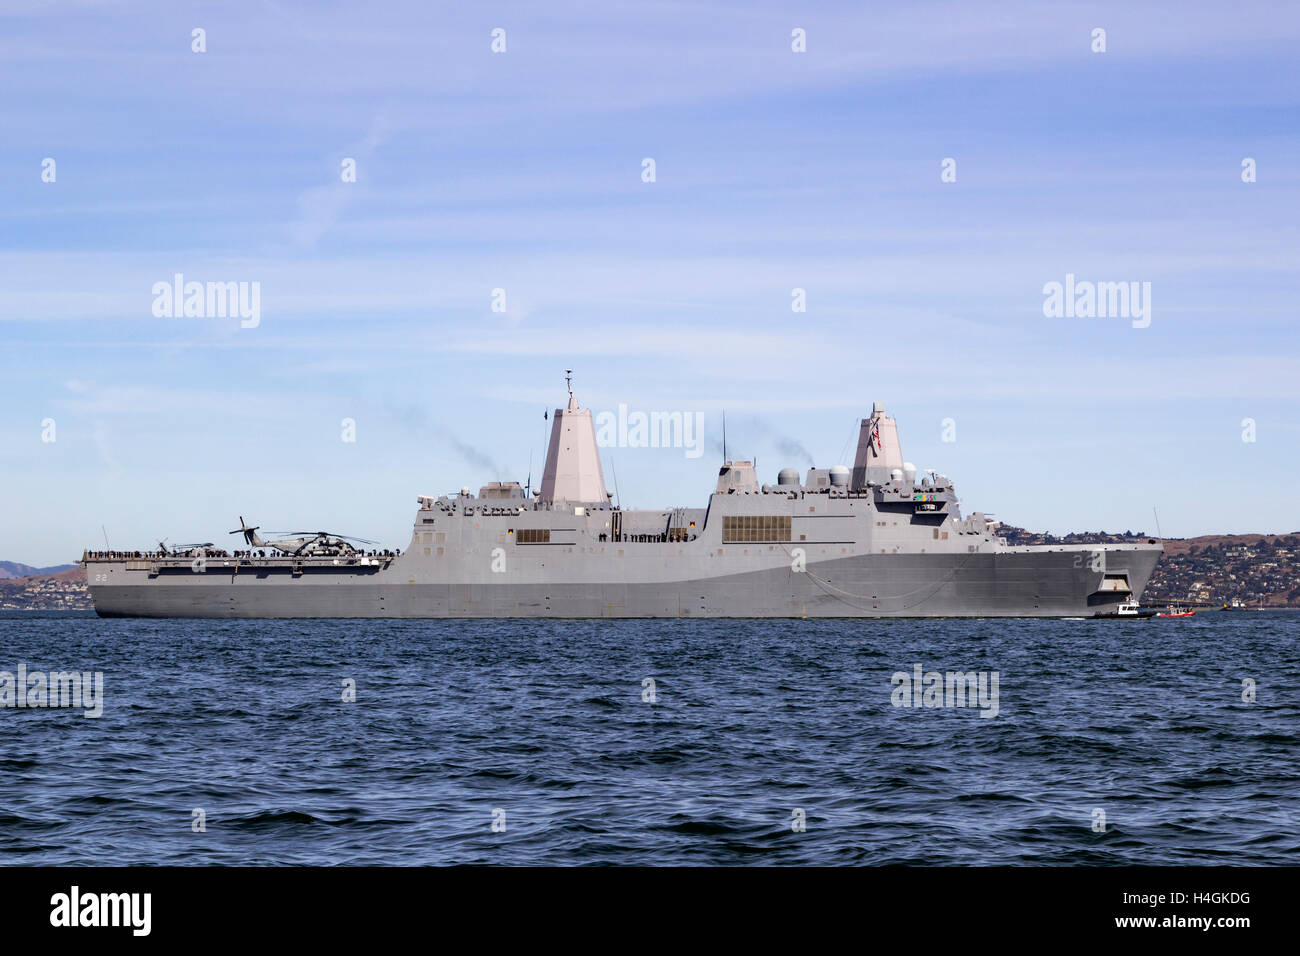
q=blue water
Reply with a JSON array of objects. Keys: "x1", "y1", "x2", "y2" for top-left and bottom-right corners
[{"x1": 0, "y1": 611, "x2": 1296, "y2": 865}]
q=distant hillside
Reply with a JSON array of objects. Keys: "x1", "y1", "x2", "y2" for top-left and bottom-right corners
[
  {"x1": 0, "y1": 561, "x2": 77, "y2": 580},
  {"x1": 1158, "y1": 534, "x2": 1299, "y2": 557},
  {"x1": 0, "y1": 564, "x2": 88, "y2": 609},
  {"x1": 29, "y1": 566, "x2": 87, "y2": 584}
]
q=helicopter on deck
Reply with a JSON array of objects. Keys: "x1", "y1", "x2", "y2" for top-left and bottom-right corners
[
  {"x1": 228, "y1": 517, "x2": 377, "y2": 557},
  {"x1": 157, "y1": 540, "x2": 214, "y2": 556}
]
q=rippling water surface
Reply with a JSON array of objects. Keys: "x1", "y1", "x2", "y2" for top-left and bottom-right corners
[{"x1": 1, "y1": 611, "x2": 1296, "y2": 865}]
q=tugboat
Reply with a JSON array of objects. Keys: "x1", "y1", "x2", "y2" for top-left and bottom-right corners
[
  {"x1": 1220, "y1": 597, "x2": 1249, "y2": 611},
  {"x1": 1095, "y1": 600, "x2": 1157, "y2": 620}
]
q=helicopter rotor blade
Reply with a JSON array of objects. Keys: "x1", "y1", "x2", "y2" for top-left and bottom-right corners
[
  {"x1": 228, "y1": 516, "x2": 260, "y2": 544},
  {"x1": 282, "y1": 531, "x2": 378, "y2": 545}
]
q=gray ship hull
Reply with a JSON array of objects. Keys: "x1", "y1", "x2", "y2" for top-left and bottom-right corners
[{"x1": 88, "y1": 545, "x2": 1162, "y2": 619}]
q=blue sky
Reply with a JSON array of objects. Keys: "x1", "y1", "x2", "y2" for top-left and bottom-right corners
[{"x1": 2, "y1": 0, "x2": 1298, "y2": 565}]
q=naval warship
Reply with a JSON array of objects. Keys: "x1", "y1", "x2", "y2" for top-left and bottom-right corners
[{"x1": 83, "y1": 378, "x2": 1162, "y2": 618}]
